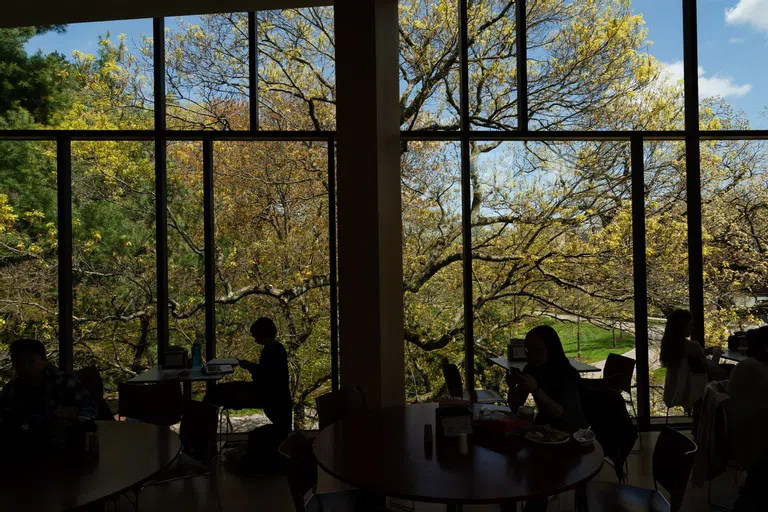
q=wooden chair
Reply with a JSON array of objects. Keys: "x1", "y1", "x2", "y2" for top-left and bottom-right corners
[
  {"x1": 441, "y1": 362, "x2": 502, "y2": 404},
  {"x1": 75, "y1": 365, "x2": 116, "y2": 421},
  {"x1": 602, "y1": 353, "x2": 642, "y2": 450},
  {"x1": 136, "y1": 400, "x2": 221, "y2": 510},
  {"x1": 584, "y1": 427, "x2": 698, "y2": 512},
  {"x1": 315, "y1": 386, "x2": 368, "y2": 430},
  {"x1": 279, "y1": 432, "x2": 389, "y2": 512},
  {"x1": 117, "y1": 379, "x2": 184, "y2": 426}
]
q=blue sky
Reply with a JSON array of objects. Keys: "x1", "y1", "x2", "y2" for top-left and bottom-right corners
[{"x1": 25, "y1": 0, "x2": 768, "y2": 127}]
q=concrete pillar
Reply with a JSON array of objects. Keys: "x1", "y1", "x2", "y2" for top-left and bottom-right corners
[{"x1": 335, "y1": 0, "x2": 404, "y2": 407}]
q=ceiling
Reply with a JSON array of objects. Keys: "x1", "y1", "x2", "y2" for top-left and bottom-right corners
[{"x1": 1, "y1": 0, "x2": 331, "y2": 29}]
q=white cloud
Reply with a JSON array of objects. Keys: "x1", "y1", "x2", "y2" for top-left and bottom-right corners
[
  {"x1": 661, "y1": 61, "x2": 752, "y2": 98},
  {"x1": 728, "y1": 37, "x2": 746, "y2": 43},
  {"x1": 726, "y1": 0, "x2": 768, "y2": 32}
]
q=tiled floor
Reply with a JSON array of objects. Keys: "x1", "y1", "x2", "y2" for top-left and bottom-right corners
[{"x1": 114, "y1": 431, "x2": 743, "y2": 512}]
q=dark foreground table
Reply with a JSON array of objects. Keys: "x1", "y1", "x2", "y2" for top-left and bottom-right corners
[
  {"x1": 313, "y1": 403, "x2": 604, "y2": 509},
  {"x1": 0, "y1": 421, "x2": 182, "y2": 512}
]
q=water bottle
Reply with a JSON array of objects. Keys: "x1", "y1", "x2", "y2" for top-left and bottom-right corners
[{"x1": 191, "y1": 342, "x2": 203, "y2": 368}]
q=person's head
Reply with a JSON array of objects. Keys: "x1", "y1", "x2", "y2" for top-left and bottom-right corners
[
  {"x1": 660, "y1": 309, "x2": 693, "y2": 368},
  {"x1": 524, "y1": 325, "x2": 568, "y2": 370},
  {"x1": 250, "y1": 317, "x2": 277, "y2": 345},
  {"x1": 9, "y1": 338, "x2": 47, "y2": 383}
]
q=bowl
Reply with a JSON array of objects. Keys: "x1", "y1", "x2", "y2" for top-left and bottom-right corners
[{"x1": 573, "y1": 429, "x2": 596, "y2": 446}]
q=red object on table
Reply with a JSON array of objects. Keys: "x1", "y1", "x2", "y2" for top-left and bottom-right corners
[
  {"x1": 472, "y1": 415, "x2": 530, "y2": 438},
  {"x1": 313, "y1": 403, "x2": 604, "y2": 505}
]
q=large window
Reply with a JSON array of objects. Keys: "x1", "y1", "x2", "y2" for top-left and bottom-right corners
[
  {"x1": 1, "y1": 0, "x2": 766, "y2": 429},
  {"x1": 0, "y1": 8, "x2": 337, "y2": 428},
  {"x1": 400, "y1": 0, "x2": 768, "y2": 426}
]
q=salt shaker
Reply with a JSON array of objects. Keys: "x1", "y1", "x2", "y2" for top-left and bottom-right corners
[{"x1": 458, "y1": 433, "x2": 468, "y2": 454}]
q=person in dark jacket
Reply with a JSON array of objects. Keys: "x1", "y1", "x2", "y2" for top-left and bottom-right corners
[
  {"x1": 507, "y1": 325, "x2": 588, "y2": 433},
  {"x1": 204, "y1": 317, "x2": 292, "y2": 429},
  {"x1": 0, "y1": 338, "x2": 97, "y2": 426}
]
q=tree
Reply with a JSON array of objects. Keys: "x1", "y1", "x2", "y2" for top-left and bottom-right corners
[
  {"x1": 0, "y1": 25, "x2": 73, "y2": 125},
  {"x1": 1, "y1": 1, "x2": 767, "y2": 422}
]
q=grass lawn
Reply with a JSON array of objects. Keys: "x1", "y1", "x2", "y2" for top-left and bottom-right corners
[{"x1": 535, "y1": 318, "x2": 635, "y2": 364}]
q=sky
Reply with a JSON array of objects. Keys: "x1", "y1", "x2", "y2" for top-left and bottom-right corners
[{"x1": 24, "y1": 0, "x2": 768, "y2": 128}]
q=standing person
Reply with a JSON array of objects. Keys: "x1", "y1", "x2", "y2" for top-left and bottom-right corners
[
  {"x1": 661, "y1": 309, "x2": 727, "y2": 413},
  {"x1": 236, "y1": 317, "x2": 292, "y2": 430},
  {"x1": 0, "y1": 338, "x2": 97, "y2": 434},
  {"x1": 727, "y1": 329, "x2": 768, "y2": 511},
  {"x1": 204, "y1": 317, "x2": 292, "y2": 429},
  {"x1": 507, "y1": 325, "x2": 588, "y2": 433}
]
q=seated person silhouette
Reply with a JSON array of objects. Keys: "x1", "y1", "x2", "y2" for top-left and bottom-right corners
[
  {"x1": 204, "y1": 318, "x2": 292, "y2": 431},
  {"x1": 0, "y1": 338, "x2": 97, "y2": 452}
]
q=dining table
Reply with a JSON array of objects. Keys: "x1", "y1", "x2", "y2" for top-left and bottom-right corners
[
  {"x1": 720, "y1": 349, "x2": 748, "y2": 363},
  {"x1": 490, "y1": 356, "x2": 601, "y2": 373},
  {"x1": 0, "y1": 420, "x2": 182, "y2": 511},
  {"x1": 313, "y1": 403, "x2": 604, "y2": 510},
  {"x1": 128, "y1": 363, "x2": 235, "y2": 400}
]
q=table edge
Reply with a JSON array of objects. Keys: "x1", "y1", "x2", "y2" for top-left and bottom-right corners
[
  {"x1": 313, "y1": 405, "x2": 606, "y2": 505},
  {"x1": 86, "y1": 421, "x2": 183, "y2": 505},
  {"x1": 489, "y1": 356, "x2": 601, "y2": 373}
]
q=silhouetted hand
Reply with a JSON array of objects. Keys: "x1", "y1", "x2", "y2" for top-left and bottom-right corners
[{"x1": 517, "y1": 374, "x2": 538, "y2": 394}]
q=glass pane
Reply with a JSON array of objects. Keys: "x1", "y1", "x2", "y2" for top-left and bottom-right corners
[
  {"x1": 529, "y1": 0, "x2": 683, "y2": 131},
  {"x1": 165, "y1": 14, "x2": 249, "y2": 130},
  {"x1": 259, "y1": 8, "x2": 336, "y2": 130},
  {"x1": 645, "y1": 140, "x2": 688, "y2": 417},
  {"x1": 167, "y1": 142, "x2": 205, "y2": 364},
  {"x1": 467, "y1": 1, "x2": 517, "y2": 130},
  {"x1": 471, "y1": 141, "x2": 635, "y2": 398},
  {"x1": 71, "y1": 141, "x2": 156, "y2": 397},
  {"x1": 401, "y1": 141, "x2": 463, "y2": 402},
  {"x1": 701, "y1": 140, "x2": 768, "y2": 342},
  {"x1": 0, "y1": 141, "x2": 58, "y2": 377},
  {"x1": 213, "y1": 141, "x2": 331, "y2": 429},
  {"x1": 399, "y1": 1, "x2": 460, "y2": 131},
  {"x1": 19, "y1": 20, "x2": 153, "y2": 130},
  {"x1": 699, "y1": 1, "x2": 764, "y2": 129}
]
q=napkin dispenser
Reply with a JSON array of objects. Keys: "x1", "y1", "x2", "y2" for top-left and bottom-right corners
[
  {"x1": 164, "y1": 345, "x2": 188, "y2": 369},
  {"x1": 435, "y1": 402, "x2": 473, "y2": 439},
  {"x1": 508, "y1": 338, "x2": 527, "y2": 361}
]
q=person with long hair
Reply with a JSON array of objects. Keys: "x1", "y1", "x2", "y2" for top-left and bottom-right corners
[
  {"x1": 661, "y1": 309, "x2": 727, "y2": 411},
  {"x1": 506, "y1": 325, "x2": 588, "y2": 433}
]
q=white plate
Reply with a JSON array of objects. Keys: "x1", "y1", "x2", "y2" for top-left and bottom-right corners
[{"x1": 523, "y1": 430, "x2": 571, "y2": 445}]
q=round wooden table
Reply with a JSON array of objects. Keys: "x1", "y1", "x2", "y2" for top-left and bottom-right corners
[
  {"x1": 0, "y1": 421, "x2": 182, "y2": 511},
  {"x1": 313, "y1": 403, "x2": 604, "y2": 506}
]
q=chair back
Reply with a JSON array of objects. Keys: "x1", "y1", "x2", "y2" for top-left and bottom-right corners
[
  {"x1": 279, "y1": 432, "x2": 318, "y2": 512},
  {"x1": 441, "y1": 362, "x2": 464, "y2": 398},
  {"x1": 117, "y1": 379, "x2": 184, "y2": 426},
  {"x1": 75, "y1": 366, "x2": 105, "y2": 399},
  {"x1": 179, "y1": 400, "x2": 218, "y2": 464},
  {"x1": 653, "y1": 426, "x2": 697, "y2": 511},
  {"x1": 315, "y1": 386, "x2": 368, "y2": 430},
  {"x1": 603, "y1": 353, "x2": 635, "y2": 394}
]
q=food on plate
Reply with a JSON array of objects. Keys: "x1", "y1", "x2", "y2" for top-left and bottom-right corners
[{"x1": 524, "y1": 426, "x2": 570, "y2": 444}]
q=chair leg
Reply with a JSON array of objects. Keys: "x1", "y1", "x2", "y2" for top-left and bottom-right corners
[{"x1": 629, "y1": 389, "x2": 643, "y2": 452}]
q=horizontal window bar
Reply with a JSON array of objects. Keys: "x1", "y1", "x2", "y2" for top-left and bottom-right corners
[
  {"x1": 0, "y1": 130, "x2": 335, "y2": 141},
  {"x1": 3, "y1": 129, "x2": 768, "y2": 143}
]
